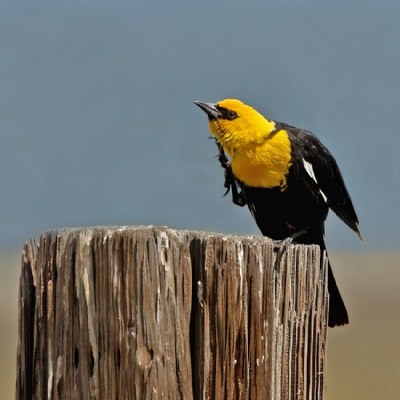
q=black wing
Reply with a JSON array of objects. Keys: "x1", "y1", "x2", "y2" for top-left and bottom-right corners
[{"x1": 279, "y1": 122, "x2": 362, "y2": 239}]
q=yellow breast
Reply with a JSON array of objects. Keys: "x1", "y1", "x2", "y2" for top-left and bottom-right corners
[{"x1": 231, "y1": 130, "x2": 292, "y2": 190}]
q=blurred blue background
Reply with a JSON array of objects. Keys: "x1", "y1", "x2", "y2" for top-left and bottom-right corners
[
  {"x1": 1, "y1": 0, "x2": 399, "y2": 251},
  {"x1": 1, "y1": 2, "x2": 400, "y2": 399}
]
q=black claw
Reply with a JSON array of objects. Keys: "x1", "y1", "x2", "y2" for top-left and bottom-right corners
[
  {"x1": 232, "y1": 190, "x2": 246, "y2": 206},
  {"x1": 216, "y1": 141, "x2": 230, "y2": 170},
  {"x1": 223, "y1": 169, "x2": 231, "y2": 194},
  {"x1": 212, "y1": 139, "x2": 247, "y2": 207}
]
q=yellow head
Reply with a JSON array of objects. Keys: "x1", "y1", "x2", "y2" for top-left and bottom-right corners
[{"x1": 194, "y1": 98, "x2": 276, "y2": 156}]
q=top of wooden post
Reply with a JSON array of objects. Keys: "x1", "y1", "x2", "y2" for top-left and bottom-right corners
[{"x1": 17, "y1": 225, "x2": 328, "y2": 400}]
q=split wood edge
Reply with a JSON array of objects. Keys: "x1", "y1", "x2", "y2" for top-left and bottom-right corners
[{"x1": 17, "y1": 226, "x2": 328, "y2": 400}]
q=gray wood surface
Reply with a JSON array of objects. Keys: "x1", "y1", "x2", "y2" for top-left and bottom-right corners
[{"x1": 17, "y1": 226, "x2": 328, "y2": 399}]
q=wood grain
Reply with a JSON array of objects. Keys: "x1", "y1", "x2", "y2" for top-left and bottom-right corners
[{"x1": 17, "y1": 226, "x2": 328, "y2": 399}]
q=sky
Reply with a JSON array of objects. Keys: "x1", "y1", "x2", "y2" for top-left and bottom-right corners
[{"x1": 1, "y1": 0, "x2": 399, "y2": 251}]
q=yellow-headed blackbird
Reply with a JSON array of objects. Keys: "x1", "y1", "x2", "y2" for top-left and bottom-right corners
[{"x1": 194, "y1": 98, "x2": 361, "y2": 327}]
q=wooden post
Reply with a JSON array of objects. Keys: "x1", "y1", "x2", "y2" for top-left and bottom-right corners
[{"x1": 17, "y1": 226, "x2": 328, "y2": 399}]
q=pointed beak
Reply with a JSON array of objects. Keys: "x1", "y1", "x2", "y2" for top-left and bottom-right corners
[{"x1": 193, "y1": 100, "x2": 221, "y2": 120}]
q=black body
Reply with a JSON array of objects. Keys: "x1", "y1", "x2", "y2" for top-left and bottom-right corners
[{"x1": 232, "y1": 123, "x2": 360, "y2": 327}]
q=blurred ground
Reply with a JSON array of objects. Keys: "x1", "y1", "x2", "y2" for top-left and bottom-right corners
[
  {"x1": 0, "y1": 251, "x2": 20, "y2": 400},
  {"x1": 327, "y1": 252, "x2": 400, "y2": 399},
  {"x1": 1, "y1": 249, "x2": 399, "y2": 399}
]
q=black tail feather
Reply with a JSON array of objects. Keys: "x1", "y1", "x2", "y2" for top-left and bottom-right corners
[
  {"x1": 327, "y1": 262, "x2": 349, "y2": 327},
  {"x1": 269, "y1": 224, "x2": 349, "y2": 328},
  {"x1": 311, "y1": 234, "x2": 349, "y2": 327}
]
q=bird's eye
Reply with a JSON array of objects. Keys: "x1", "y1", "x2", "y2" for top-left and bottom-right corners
[{"x1": 227, "y1": 110, "x2": 237, "y2": 120}]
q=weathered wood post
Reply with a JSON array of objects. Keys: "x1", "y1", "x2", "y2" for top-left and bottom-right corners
[{"x1": 17, "y1": 226, "x2": 328, "y2": 399}]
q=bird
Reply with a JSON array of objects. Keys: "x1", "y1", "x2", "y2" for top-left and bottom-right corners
[{"x1": 194, "y1": 98, "x2": 361, "y2": 327}]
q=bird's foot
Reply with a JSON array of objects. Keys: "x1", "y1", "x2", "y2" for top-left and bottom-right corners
[
  {"x1": 273, "y1": 228, "x2": 308, "y2": 247},
  {"x1": 213, "y1": 138, "x2": 247, "y2": 207},
  {"x1": 226, "y1": 169, "x2": 246, "y2": 206},
  {"x1": 214, "y1": 138, "x2": 230, "y2": 169},
  {"x1": 273, "y1": 228, "x2": 308, "y2": 270},
  {"x1": 273, "y1": 237, "x2": 292, "y2": 271},
  {"x1": 232, "y1": 191, "x2": 246, "y2": 206},
  {"x1": 289, "y1": 228, "x2": 308, "y2": 242}
]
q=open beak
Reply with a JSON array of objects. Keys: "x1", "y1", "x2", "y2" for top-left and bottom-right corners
[{"x1": 193, "y1": 101, "x2": 221, "y2": 120}]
